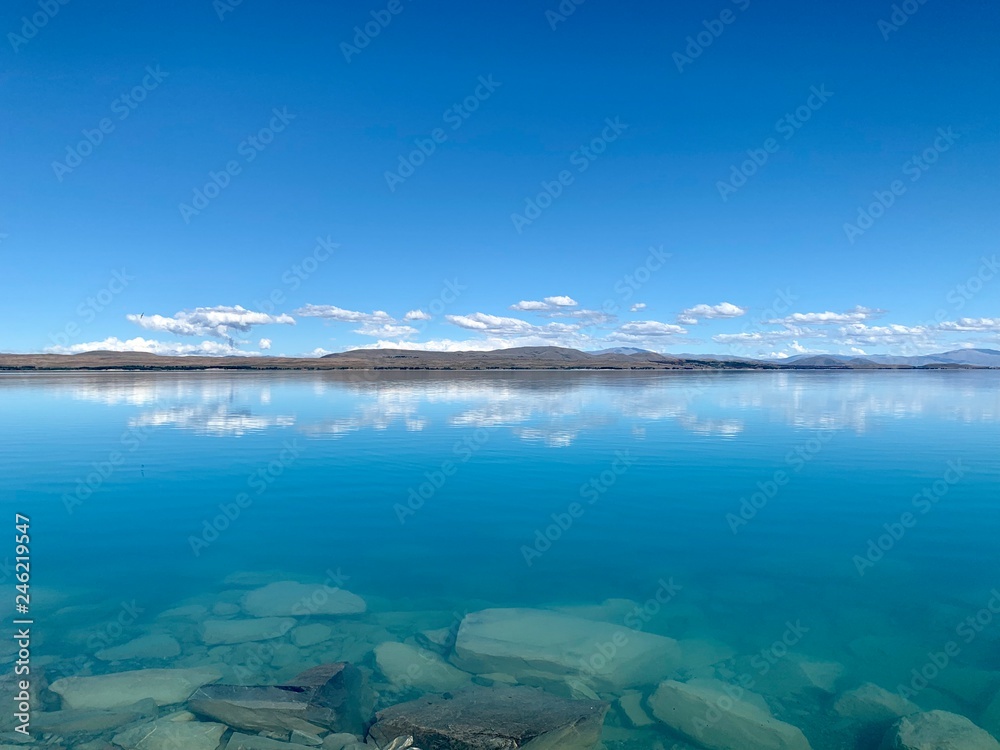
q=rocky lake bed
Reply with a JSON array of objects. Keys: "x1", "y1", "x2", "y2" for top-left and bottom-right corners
[{"x1": 3, "y1": 574, "x2": 999, "y2": 750}]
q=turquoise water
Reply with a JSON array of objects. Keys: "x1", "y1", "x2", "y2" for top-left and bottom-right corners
[{"x1": 2, "y1": 370, "x2": 999, "y2": 748}]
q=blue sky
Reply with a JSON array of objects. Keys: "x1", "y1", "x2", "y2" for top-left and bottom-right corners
[{"x1": 2, "y1": 0, "x2": 998, "y2": 358}]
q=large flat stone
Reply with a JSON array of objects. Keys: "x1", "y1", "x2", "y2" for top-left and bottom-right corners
[
  {"x1": 649, "y1": 678, "x2": 812, "y2": 750},
  {"x1": 111, "y1": 717, "x2": 227, "y2": 750},
  {"x1": 190, "y1": 684, "x2": 326, "y2": 735},
  {"x1": 452, "y1": 608, "x2": 681, "y2": 691},
  {"x1": 226, "y1": 732, "x2": 300, "y2": 749},
  {"x1": 982, "y1": 689, "x2": 1000, "y2": 740},
  {"x1": 201, "y1": 617, "x2": 297, "y2": 645},
  {"x1": 368, "y1": 685, "x2": 609, "y2": 750},
  {"x1": 96, "y1": 634, "x2": 181, "y2": 661},
  {"x1": 50, "y1": 667, "x2": 222, "y2": 710},
  {"x1": 881, "y1": 710, "x2": 1000, "y2": 749},
  {"x1": 375, "y1": 641, "x2": 472, "y2": 693},
  {"x1": 31, "y1": 699, "x2": 157, "y2": 734},
  {"x1": 292, "y1": 623, "x2": 333, "y2": 648},
  {"x1": 241, "y1": 581, "x2": 366, "y2": 617},
  {"x1": 834, "y1": 682, "x2": 920, "y2": 724},
  {"x1": 190, "y1": 662, "x2": 372, "y2": 736}
]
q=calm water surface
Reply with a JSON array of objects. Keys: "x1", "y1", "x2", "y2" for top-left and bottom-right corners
[{"x1": 2, "y1": 370, "x2": 999, "y2": 748}]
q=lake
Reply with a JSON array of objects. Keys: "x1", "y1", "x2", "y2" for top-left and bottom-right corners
[{"x1": 2, "y1": 370, "x2": 999, "y2": 749}]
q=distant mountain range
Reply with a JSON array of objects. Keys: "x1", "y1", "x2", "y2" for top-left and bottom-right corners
[
  {"x1": 0, "y1": 346, "x2": 995, "y2": 371},
  {"x1": 775, "y1": 348, "x2": 1000, "y2": 368}
]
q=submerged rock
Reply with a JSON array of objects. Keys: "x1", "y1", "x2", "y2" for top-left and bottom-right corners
[
  {"x1": 189, "y1": 662, "x2": 372, "y2": 736},
  {"x1": 32, "y1": 699, "x2": 157, "y2": 734},
  {"x1": 225, "y1": 732, "x2": 301, "y2": 748},
  {"x1": 751, "y1": 655, "x2": 844, "y2": 698},
  {"x1": 648, "y1": 678, "x2": 812, "y2": 750},
  {"x1": 834, "y1": 682, "x2": 920, "y2": 724},
  {"x1": 292, "y1": 623, "x2": 333, "y2": 648},
  {"x1": 375, "y1": 641, "x2": 472, "y2": 693},
  {"x1": 880, "y1": 710, "x2": 1000, "y2": 749},
  {"x1": 201, "y1": 617, "x2": 297, "y2": 645},
  {"x1": 111, "y1": 716, "x2": 226, "y2": 750},
  {"x1": 49, "y1": 667, "x2": 222, "y2": 710},
  {"x1": 617, "y1": 691, "x2": 654, "y2": 728},
  {"x1": 367, "y1": 684, "x2": 609, "y2": 750},
  {"x1": 189, "y1": 684, "x2": 327, "y2": 735},
  {"x1": 95, "y1": 634, "x2": 181, "y2": 661},
  {"x1": 241, "y1": 581, "x2": 366, "y2": 618},
  {"x1": 321, "y1": 733, "x2": 362, "y2": 750},
  {"x1": 452, "y1": 608, "x2": 681, "y2": 691},
  {"x1": 158, "y1": 604, "x2": 209, "y2": 620},
  {"x1": 981, "y1": 689, "x2": 1000, "y2": 740}
]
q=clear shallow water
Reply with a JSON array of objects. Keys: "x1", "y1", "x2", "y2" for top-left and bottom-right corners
[{"x1": 2, "y1": 370, "x2": 1000, "y2": 748}]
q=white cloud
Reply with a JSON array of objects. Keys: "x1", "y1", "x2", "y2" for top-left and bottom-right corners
[
  {"x1": 127, "y1": 306, "x2": 294, "y2": 339},
  {"x1": 296, "y1": 304, "x2": 420, "y2": 339},
  {"x1": 354, "y1": 322, "x2": 419, "y2": 338},
  {"x1": 45, "y1": 336, "x2": 257, "y2": 356},
  {"x1": 850, "y1": 347, "x2": 868, "y2": 355},
  {"x1": 544, "y1": 295, "x2": 578, "y2": 307},
  {"x1": 357, "y1": 337, "x2": 553, "y2": 352},
  {"x1": 543, "y1": 308, "x2": 616, "y2": 325},
  {"x1": 836, "y1": 323, "x2": 933, "y2": 346},
  {"x1": 762, "y1": 341, "x2": 816, "y2": 359},
  {"x1": 294, "y1": 304, "x2": 392, "y2": 323},
  {"x1": 447, "y1": 313, "x2": 537, "y2": 333},
  {"x1": 712, "y1": 330, "x2": 799, "y2": 344},
  {"x1": 630, "y1": 303, "x2": 647, "y2": 312},
  {"x1": 769, "y1": 306, "x2": 882, "y2": 326},
  {"x1": 612, "y1": 321, "x2": 687, "y2": 338},
  {"x1": 259, "y1": 338, "x2": 272, "y2": 350},
  {"x1": 510, "y1": 296, "x2": 578, "y2": 311},
  {"x1": 936, "y1": 317, "x2": 1000, "y2": 332},
  {"x1": 678, "y1": 302, "x2": 747, "y2": 325},
  {"x1": 510, "y1": 300, "x2": 550, "y2": 311}
]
